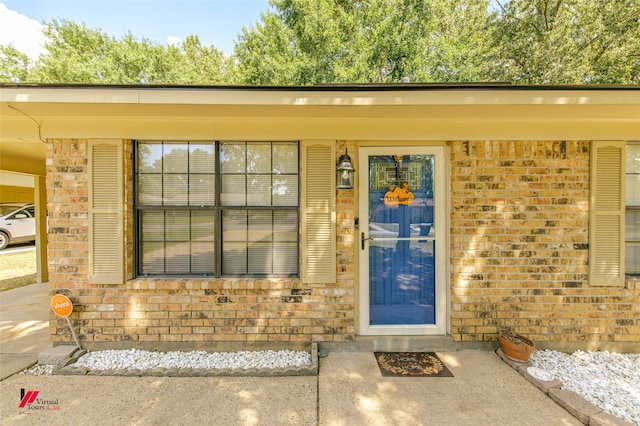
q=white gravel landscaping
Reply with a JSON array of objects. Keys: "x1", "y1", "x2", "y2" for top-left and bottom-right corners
[
  {"x1": 72, "y1": 348, "x2": 313, "y2": 371},
  {"x1": 530, "y1": 349, "x2": 640, "y2": 425}
]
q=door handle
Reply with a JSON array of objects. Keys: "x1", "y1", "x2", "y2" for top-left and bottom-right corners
[{"x1": 361, "y1": 232, "x2": 372, "y2": 250}]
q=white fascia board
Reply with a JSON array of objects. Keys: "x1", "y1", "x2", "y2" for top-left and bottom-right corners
[
  {"x1": 0, "y1": 87, "x2": 139, "y2": 104},
  {"x1": 1, "y1": 87, "x2": 639, "y2": 107}
]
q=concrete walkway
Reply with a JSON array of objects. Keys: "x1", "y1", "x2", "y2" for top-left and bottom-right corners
[
  {"x1": 0, "y1": 284, "x2": 581, "y2": 425},
  {"x1": 0, "y1": 351, "x2": 582, "y2": 425},
  {"x1": 0, "y1": 282, "x2": 52, "y2": 380}
]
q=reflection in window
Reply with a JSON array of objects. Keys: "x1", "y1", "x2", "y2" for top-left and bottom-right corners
[{"x1": 220, "y1": 142, "x2": 298, "y2": 207}]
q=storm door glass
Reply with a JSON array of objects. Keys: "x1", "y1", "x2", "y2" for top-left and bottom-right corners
[{"x1": 367, "y1": 155, "x2": 436, "y2": 325}]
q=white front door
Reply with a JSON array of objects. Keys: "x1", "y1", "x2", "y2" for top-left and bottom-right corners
[{"x1": 358, "y1": 146, "x2": 447, "y2": 335}]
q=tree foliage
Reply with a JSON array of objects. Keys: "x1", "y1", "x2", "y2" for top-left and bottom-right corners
[
  {"x1": 235, "y1": 0, "x2": 496, "y2": 84},
  {"x1": 13, "y1": 19, "x2": 235, "y2": 84},
  {"x1": 491, "y1": 0, "x2": 640, "y2": 84},
  {"x1": 0, "y1": 0, "x2": 637, "y2": 85},
  {"x1": 0, "y1": 45, "x2": 30, "y2": 82}
]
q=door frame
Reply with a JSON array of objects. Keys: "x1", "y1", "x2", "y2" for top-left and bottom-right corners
[{"x1": 358, "y1": 145, "x2": 448, "y2": 335}]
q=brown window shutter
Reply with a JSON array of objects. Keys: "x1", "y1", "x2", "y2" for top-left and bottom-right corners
[
  {"x1": 88, "y1": 139, "x2": 124, "y2": 284},
  {"x1": 589, "y1": 141, "x2": 625, "y2": 286},
  {"x1": 300, "y1": 140, "x2": 336, "y2": 283}
]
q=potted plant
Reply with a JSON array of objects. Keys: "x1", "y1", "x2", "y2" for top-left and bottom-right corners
[{"x1": 498, "y1": 329, "x2": 535, "y2": 362}]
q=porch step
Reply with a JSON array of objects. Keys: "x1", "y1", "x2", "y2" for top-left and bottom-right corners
[{"x1": 320, "y1": 336, "x2": 497, "y2": 353}]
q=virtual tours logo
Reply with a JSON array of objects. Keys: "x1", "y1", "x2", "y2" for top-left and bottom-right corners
[{"x1": 19, "y1": 389, "x2": 60, "y2": 411}]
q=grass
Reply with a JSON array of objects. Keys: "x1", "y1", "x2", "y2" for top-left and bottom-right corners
[{"x1": 0, "y1": 249, "x2": 37, "y2": 291}]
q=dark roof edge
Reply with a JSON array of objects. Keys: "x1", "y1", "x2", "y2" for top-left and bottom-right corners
[{"x1": 1, "y1": 82, "x2": 639, "y2": 91}]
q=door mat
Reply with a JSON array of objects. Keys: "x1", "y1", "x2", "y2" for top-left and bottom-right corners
[{"x1": 374, "y1": 352, "x2": 454, "y2": 377}]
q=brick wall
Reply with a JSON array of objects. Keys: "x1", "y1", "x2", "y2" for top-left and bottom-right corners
[
  {"x1": 46, "y1": 139, "x2": 90, "y2": 290},
  {"x1": 48, "y1": 139, "x2": 356, "y2": 347},
  {"x1": 450, "y1": 141, "x2": 639, "y2": 347},
  {"x1": 335, "y1": 140, "x2": 357, "y2": 338},
  {"x1": 47, "y1": 138, "x2": 639, "y2": 348}
]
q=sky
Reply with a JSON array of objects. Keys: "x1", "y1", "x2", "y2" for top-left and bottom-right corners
[{"x1": 0, "y1": 0, "x2": 270, "y2": 59}]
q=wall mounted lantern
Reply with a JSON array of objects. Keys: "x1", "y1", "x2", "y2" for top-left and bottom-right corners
[{"x1": 336, "y1": 148, "x2": 355, "y2": 189}]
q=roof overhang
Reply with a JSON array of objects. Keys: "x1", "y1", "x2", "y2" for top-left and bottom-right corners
[{"x1": 1, "y1": 84, "x2": 639, "y2": 175}]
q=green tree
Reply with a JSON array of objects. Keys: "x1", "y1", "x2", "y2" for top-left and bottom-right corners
[
  {"x1": 6, "y1": 19, "x2": 235, "y2": 84},
  {"x1": 235, "y1": 0, "x2": 496, "y2": 84},
  {"x1": 173, "y1": 35, "x2": 237, "y2": 84},
  {"x1": 0, "y1": 45, "x2": 31, "y2": 83},
  {"x1": 235, "y1": 7, "x2": 309, "y2": 85},
  {"x1": 2, "y1": 1, "x2": 637, "y2": 85},
  {"x1": 491, "y1": 0, "x2": 640, "y2": 84},
  {"x1": 415, "y1": 0, "x2": 497, "y2": 82},
  {"x1": 31, "y1": 19, "x2": 115, "y2": 83}
]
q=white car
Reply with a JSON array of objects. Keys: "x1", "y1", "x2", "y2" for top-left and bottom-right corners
[{"x1": 0, "y1": 203, "x2": 36, "y2": 249}]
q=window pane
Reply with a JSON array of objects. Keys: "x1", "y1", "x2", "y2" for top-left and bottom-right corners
[
  {"x1": 221, "y1": 175, "x2": 246, "y2": 206},
  {"x1": 247, "y1": 242, "x2": 272, "y2": 274},
  {"x1": 163, "y1": 143, "x2": 189, "y2": 173},
  {"x1": 247, "y1": 175, "x2": 272, "y2": 206},
  {"x1": 627, "y1": 144, "x2": 640, "y2": 173},
  {"x1": 626, "y1": 244, "x2": 640, "y2": 275},
  {"x1": 247, "y1": 143, "x2": 271, "y2": 173},
  {"x1": 190, "y1": 174, "x2": 215, "y2": 205},
  {"x1": 223, "y1": 210, "x2": 247, "y2": 242},
  {"x1": 274, "y1": 211, "x2": 298, "y2": 242},
  {"x1": 627, "y1": 144, "x2": 640, "y2": 275},
  {"x1": 191, "y1": 210, "x2": 215, "y2": 241},
  {"x1": 249, "y1": 211, "x2": 273, "y2": 242},
  {"x1": 139, "y1": 210, "x2": 215, "y2": 275},
  {"x1": 627, "y1": 210, "x2": 640, "y2": 240},
  {"x1": 273, "y1": 142, "x2": 298, "y2": 174},
  {"x1": 221, "y1": 142, "x2": 245, "y2": 173},
  {"x1": 626, "y1": 211, "x2": 640, "y2": 274},
  {"x1": 273, "y1": 243, "x2": 298, "y2": 274},
  {"x1": 191, "y1": 242, "x2": 215, "y2": 274},
  {"x1": 141, "y1": 241, "x2": 164, "y2": 274},
  {"x1": 190, "y1": 144, "x2": 215, "y2": 173},
  {"x1": 166, "y1": 211, "x2": 190, "y2": 241},
  {"x1": 222, "y1": 242, "x2": 247, "y2": 274},
  {"x1": 141, "y1": 211, "x2": 165, "y2": 241},
  {"x1": 138, "y1": 143, "x2": 163, "y2": 173},
  {"x1": 163, "y1": 174, "x2": 189, "y2": 205},
  {"x1": 165, "y1": 241, "x2": 190, "y2": 274},
  {"x1": 626, "y1": 175, "x2": 640, "y2": 206},
  {"x1": 273, "y1": 176, "x2": 298, "y2": 206},
  {"x1": 138, "y1": 174, "x2": 162, "y2": 205}
]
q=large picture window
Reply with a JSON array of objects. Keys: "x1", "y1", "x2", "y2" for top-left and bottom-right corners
[
  {"x1": 626, "y1": 142, "x2": 640, "y2": 276},
  {"x1": 136, "y1": 141, "x2": 299, "y2": 277}
]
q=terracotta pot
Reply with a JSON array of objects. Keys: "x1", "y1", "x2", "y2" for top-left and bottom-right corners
[{"x1": 498, "y1": 333, "x2": 535, "y2": 362}]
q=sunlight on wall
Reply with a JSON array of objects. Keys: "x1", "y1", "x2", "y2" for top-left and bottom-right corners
[{"x1": 128, "y1": 297, "x2": 144, "y2": 320}]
